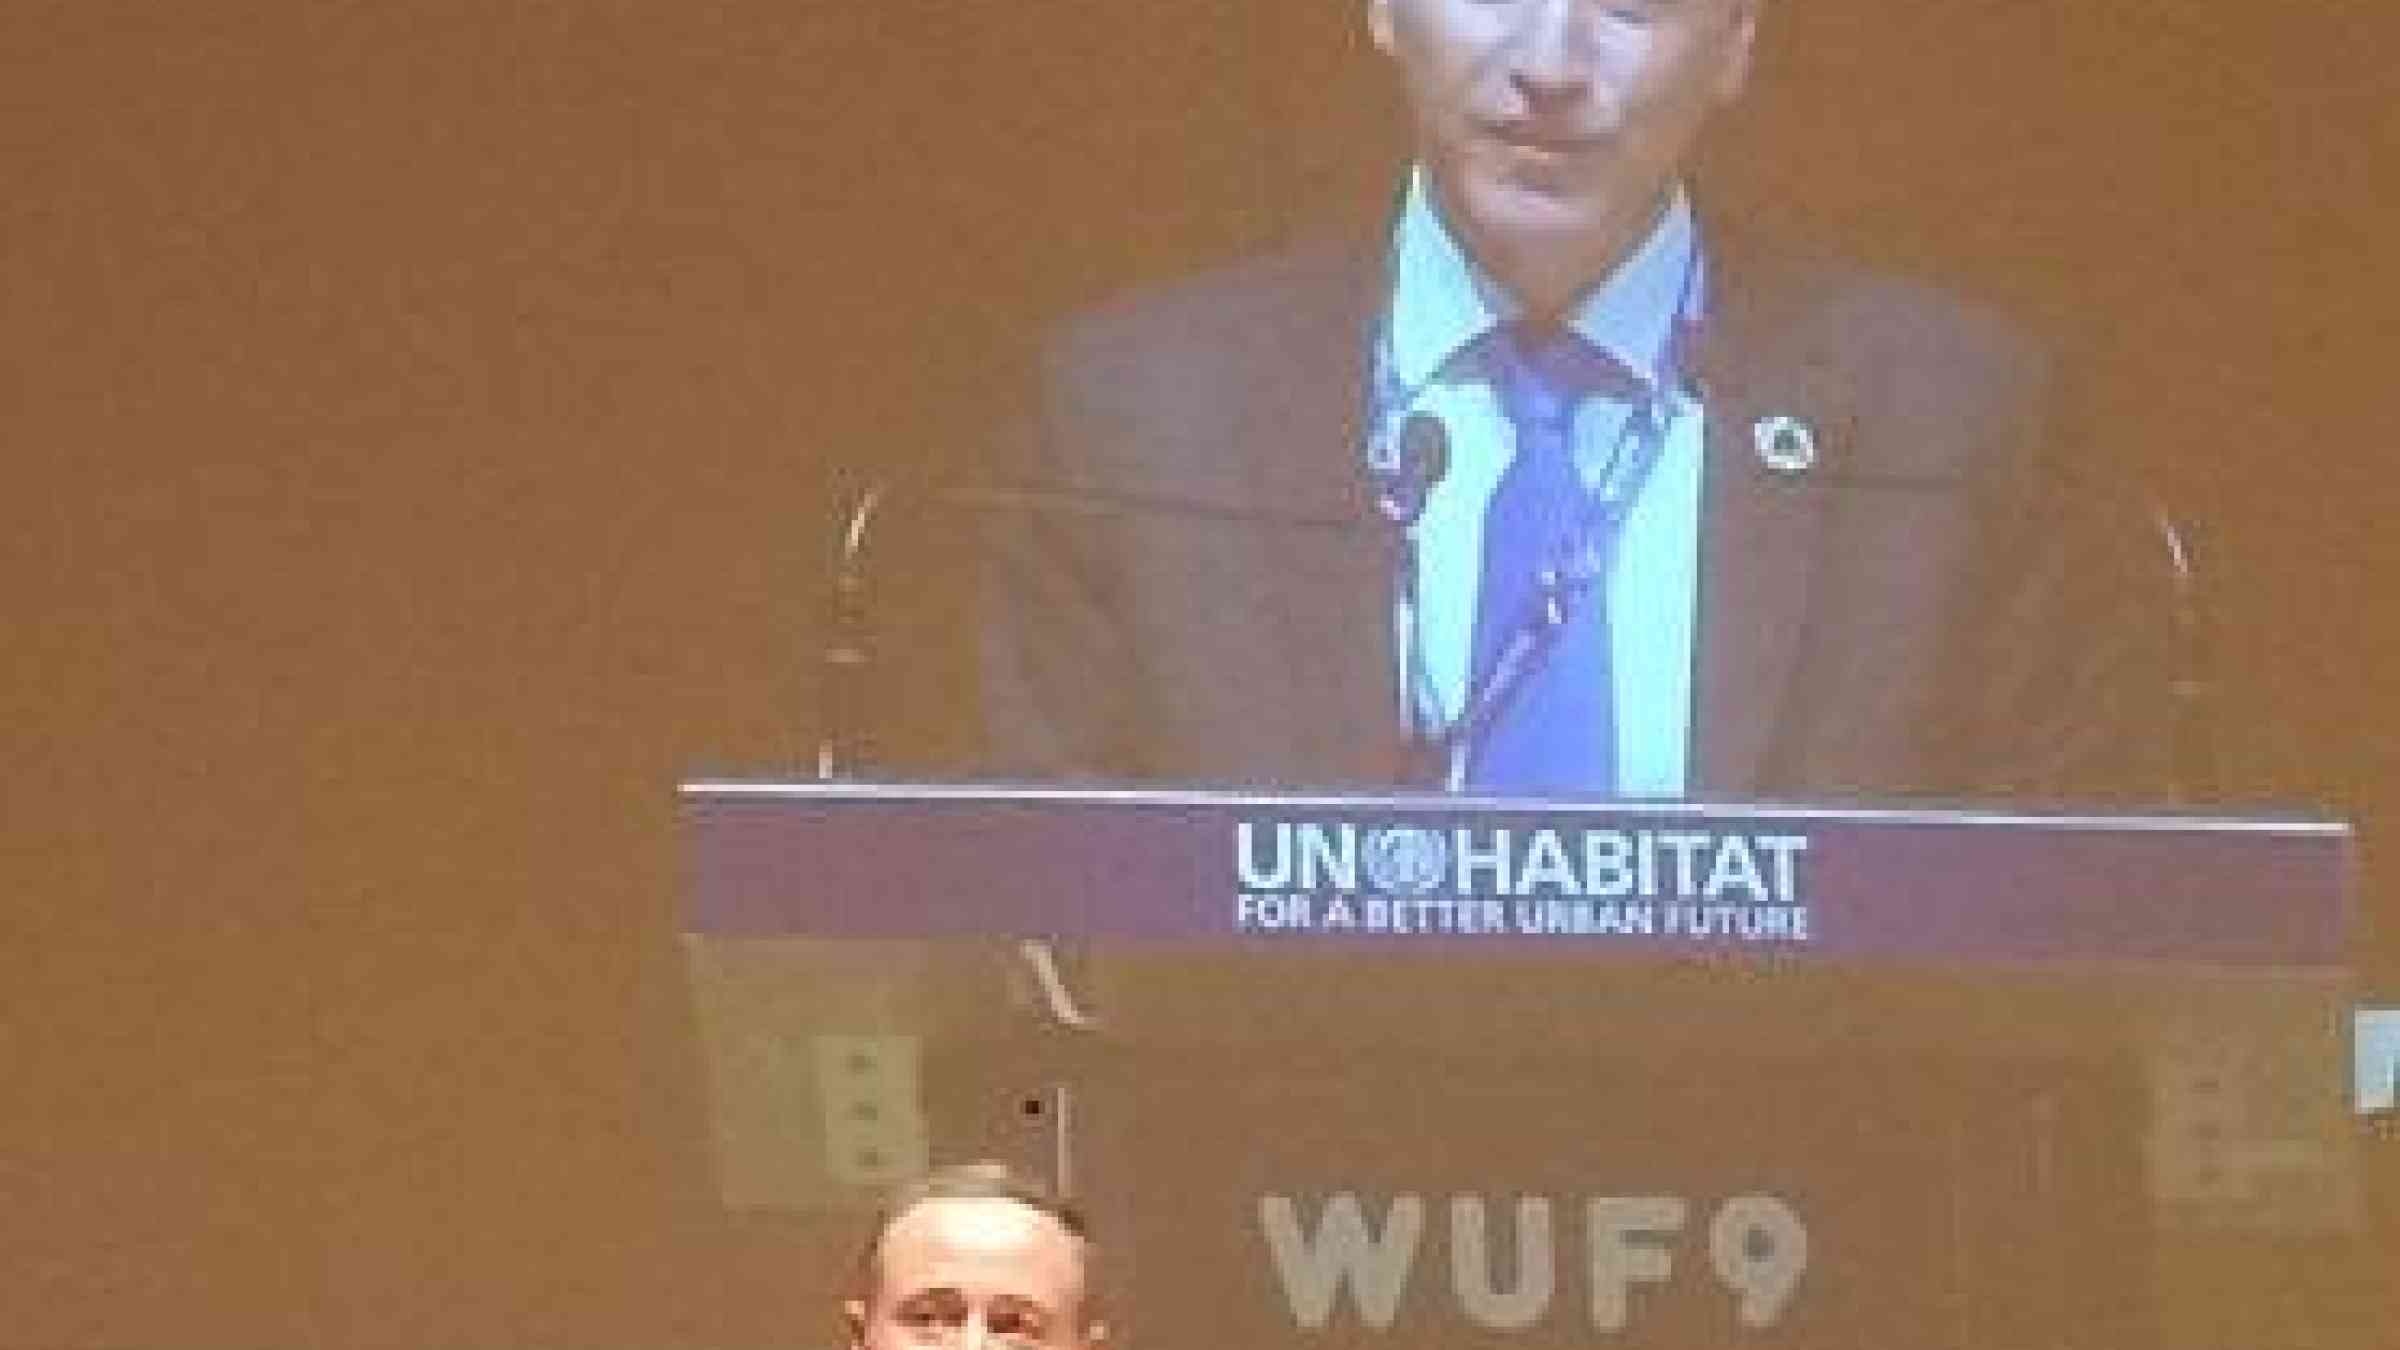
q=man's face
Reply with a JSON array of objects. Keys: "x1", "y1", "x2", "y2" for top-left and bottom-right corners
[
  {"x1": 846, "y1": 1198, "x2": 1098, "y2": 1350},
  {"x1": 1368, "y1": 0, "x2": 1757, "y2": 282}
]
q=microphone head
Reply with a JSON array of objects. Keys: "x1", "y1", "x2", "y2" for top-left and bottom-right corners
[{"x1": 1375, "y1": 411, "x2": 1450, "y2": 526}]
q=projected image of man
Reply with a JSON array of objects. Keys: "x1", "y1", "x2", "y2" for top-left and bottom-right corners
[{"x1": 980, "y1": 0, "x2": 2169, "y2": 803}]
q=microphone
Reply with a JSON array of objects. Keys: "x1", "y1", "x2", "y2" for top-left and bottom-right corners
[
  {"x1": 1372, "y1": 412, "x2": 1451, "y2": 527},
  {"x1": 1367, "y1": 412, "x2": 1451, "y2": 771}
]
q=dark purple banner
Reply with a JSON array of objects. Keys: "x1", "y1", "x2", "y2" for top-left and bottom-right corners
[{"x1": 682, "y1": 783, "x2": 2352, "y2": 967}]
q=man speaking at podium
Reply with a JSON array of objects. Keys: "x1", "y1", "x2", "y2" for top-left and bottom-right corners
[{"x1": 980, "y1": 0, "x2": 2171, "y2": 803}]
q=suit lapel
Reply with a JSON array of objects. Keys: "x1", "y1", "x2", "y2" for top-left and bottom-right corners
[
  {"x1": 1224, "y1": 224, "x2": 1854, "y2": 793},
  {"x1": 1689, "y1": 236, "x2": 1846, "y2": 795},
  {"x1": 1242, "y1": 239, "x2": 1400, "y2": 784}
]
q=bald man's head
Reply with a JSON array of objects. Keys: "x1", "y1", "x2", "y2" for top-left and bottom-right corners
[{"x1": 844, "y1": 1164, "x2": 1103, "y2": 1350}]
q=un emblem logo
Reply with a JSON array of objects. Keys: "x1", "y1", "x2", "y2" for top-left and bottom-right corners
[{"x1": 1363, "y1": 827, "x2": 1450, "y2": 896}]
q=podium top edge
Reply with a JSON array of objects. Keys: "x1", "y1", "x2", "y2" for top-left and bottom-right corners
[{"x1": 674, "y1": 779, "x2": 2351, "y2": 837}]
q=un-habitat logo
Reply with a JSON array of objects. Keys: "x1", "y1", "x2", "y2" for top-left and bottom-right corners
[{"x1": 1232, "y1": 819, "x2": 1814, "y2": 944}]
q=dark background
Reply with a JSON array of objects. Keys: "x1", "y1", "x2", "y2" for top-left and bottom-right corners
[{"x1": 5, "y1": 2, "x2": 2394, "y2": 1345}]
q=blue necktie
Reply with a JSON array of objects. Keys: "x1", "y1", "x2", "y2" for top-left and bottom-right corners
[{"x1": 1465, "y1": 324, "x2": 1637, "y2": 792}]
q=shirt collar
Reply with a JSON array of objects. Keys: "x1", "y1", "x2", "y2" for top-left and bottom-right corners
[{"x1": 1385, "y1": 168, "x2": 1697, "y2": 394}]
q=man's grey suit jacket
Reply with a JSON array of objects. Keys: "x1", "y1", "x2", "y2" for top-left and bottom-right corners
[{"x1": 978, "y1": 224, "x2": 2171, "y2": 803}]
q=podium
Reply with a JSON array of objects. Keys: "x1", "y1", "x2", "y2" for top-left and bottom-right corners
[{"x1": 681, "y1": 782, "x2": 2370, "y2": 1349}]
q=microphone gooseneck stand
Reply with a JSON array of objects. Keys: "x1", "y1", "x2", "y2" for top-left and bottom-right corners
[{"x1": 817, "y1": 475, "x2": 1099, "y2": 1033}]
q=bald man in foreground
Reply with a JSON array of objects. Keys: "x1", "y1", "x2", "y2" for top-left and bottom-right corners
[{"x1": 845, "y1": 1164, "x2": 1107, "y2": 1350}]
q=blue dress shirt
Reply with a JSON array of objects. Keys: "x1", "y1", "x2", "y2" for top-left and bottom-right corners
[{"x1": 1376, "y1": 171, "x2": 1705, "y2": 796}]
